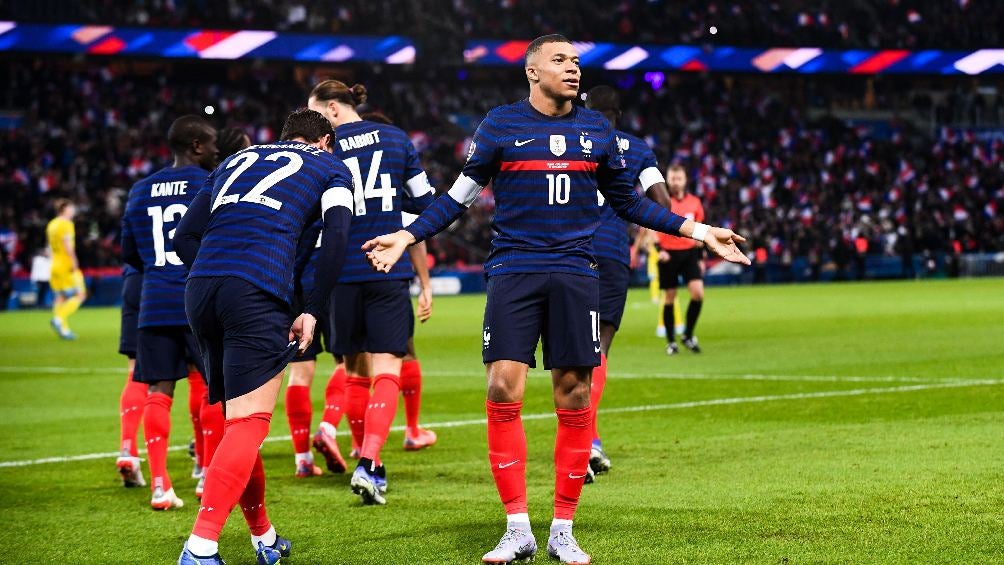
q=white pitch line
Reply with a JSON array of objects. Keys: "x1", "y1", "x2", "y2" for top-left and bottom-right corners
[
  {"x1": 0, "y1": 366, "x2": 960, "y2": 384},
  {"x1": 0, "y1": 379, "x2": 998, "y2": 469},
  {"x1": 0, "y1": 366, "x2": 128, "y2": 374}
]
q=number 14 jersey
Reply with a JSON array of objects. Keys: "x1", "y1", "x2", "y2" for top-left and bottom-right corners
[{"x1": 332, "y1": 120, "x2": 435, "y2": 283}]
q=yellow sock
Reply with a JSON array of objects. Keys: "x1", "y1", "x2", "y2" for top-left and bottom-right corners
[
  {"x1": 61, "y1": 296, "x2": 83, "y2": 325},
  {"x1": 52, "y1": 301, "x2": 66, "y2": 325}
]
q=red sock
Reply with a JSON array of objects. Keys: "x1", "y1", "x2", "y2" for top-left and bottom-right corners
[
  {"x1": 486, "y1": 400, "x2": 528, "y2": 515},
  {"x1": 345, "y1": 376, "x2": 370, "y2": 450},
  {"x1": 143, "y1": 392, "x2": 173, "y2": 492},
  {"x1": 239, "y1": 453, "x2": 271, "y2": 536},
  {"x1": 119, "y1": 371, "x2": 147, "y2": 456},
  {"x1": 321, "y1": 367, "x2": 347, "y2": 427},
  {"x1": 200, "y1": 396, "x2": 225, "y2": 467},
  {"x1": 554, "y1": 407, "x2": 592, "y2": 520},
  {"x1": 192, "y1": 413, "x2": 272, "y2": 541},
  {"x1": 360, "y1": 373, "x2": 401, "y2": 461},
  {"x1": 589, "y1": 354, "x2": 607, "y2": 442},
  {"x1": 188, "y1": 372, "x2": 207, "y2": 465},
  {"x1": 285, "y1": 385, "x2": 312, "y2": 454},
  {"x1": 400, "y1": 360, "x2": 422, "y2": 434}
]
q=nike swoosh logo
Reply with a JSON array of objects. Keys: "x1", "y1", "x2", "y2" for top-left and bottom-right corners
[
  {"x1": 568, "y1": 473, "x2": 587, "y2": 479},
  {"x1": 514, "y1": 139, "x2": 533, "y2": 146},
  {"x1": 498, "y1": 460, "x2": 520, "y2": 469}
]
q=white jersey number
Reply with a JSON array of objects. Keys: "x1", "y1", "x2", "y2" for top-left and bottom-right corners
[
  {"x1": 343, "y1": 150, "x2": 397, "y2": 217},
  {"x1": 547, "y1": 173, "x2": 571, "y2": 205},
  {"x1": 212, "y1": 151, "x2": 304, "y2": 212},
  {"x1": 147, "y1": 204, "x2": 188, "y2": 266}
]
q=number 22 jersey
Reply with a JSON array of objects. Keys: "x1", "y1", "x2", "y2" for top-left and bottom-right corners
[{"x1": 187, "y1": 141, "x2": 353, "y2": 306}]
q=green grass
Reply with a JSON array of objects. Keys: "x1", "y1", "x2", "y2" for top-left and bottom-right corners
[{"x1": 1, "y1": 279, "x2": 1003, "y2": 563}]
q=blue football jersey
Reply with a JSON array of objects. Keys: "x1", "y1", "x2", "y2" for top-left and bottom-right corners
[
  {"x1": 593, "y1": 131, "x2": 664, "y2": 266},
  {"x1": 187, "y1": 141, "x2": 354, "y2": 305},
  {"x1": 121, "y1": 165, "x2": 208, "y2": 327},
  {"x1": 407, "y1": 100, "x2": 686, "y2": 278},
  {"x1": 332, "y1": 120, "x2": 434, "y2": 283}
]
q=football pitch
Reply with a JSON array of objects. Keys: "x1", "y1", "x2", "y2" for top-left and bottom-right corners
[{"x1": 1, "y1": 279, "x2": 1002, "y2": 564}]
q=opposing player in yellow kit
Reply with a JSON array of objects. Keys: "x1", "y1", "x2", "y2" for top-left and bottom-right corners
[{"x1": 46, "y1": 199, "x2": 86, "y2": 340}]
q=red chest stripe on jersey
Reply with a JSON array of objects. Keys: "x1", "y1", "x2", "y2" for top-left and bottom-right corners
[{"x1": 500, "y1": 160, "x2": 598, "y2": 172}]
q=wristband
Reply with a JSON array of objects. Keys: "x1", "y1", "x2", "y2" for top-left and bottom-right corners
[{"x1": 691, "y1": 222, "x2": 710, "y2": 242}]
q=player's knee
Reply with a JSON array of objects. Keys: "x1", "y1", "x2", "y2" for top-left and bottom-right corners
[
  {"x1": 689, "y1": 283, "x2": 705, "y2": 301},
  {"x1": 148, "y1": 381, "x2": 175, "y2": 397}
]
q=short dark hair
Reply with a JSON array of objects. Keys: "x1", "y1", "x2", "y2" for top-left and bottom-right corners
[
  {"x1": 524, "y1": 34, "x2": 572, "y2": 67},
  {"x1": 217, "y1": 127, "x2": 250, "y2": 160},
  {"x1": 280, "y1": 109, "x2": 334, "y2": 143},
  {"x1": 167, "y1": 115, "x2": 213, "y2": 155},
  {"x1": 585, "y1": 85, "x2": 621, "y2": 114}
]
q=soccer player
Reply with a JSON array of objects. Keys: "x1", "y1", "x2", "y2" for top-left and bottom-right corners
[
  {"x1": 582, "y1": 85, "x2": 671, "y2": 481},
  {"x1": 173, "y1": 109, "x2": 353, "y2": 565},
  {"x1": 46, "y1": 199, "x2": 85, "y2": 339},
  {"x1": 306, "y1": 80, "x2": 435, "y2": 504},
  {"x1": 363, "y1": 35, "x2": 749, "y2": 565},
  {"x1": 363, "y1": 111, "x2": 438, "y2": 452},
  {"x1": 121, "y1": 115, "x2": 218, "y2": 510},
  {"x1": 654, "y1": 165, "x2": 707, "y2": 355},
  {"x1": 115, "y1": 263, "x2": 147, "y2": 487}
]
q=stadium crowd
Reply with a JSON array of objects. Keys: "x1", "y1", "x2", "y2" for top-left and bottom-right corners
[
  {"x1": 3, "y1": 0, "x2": 1002, "y2": 49},
  {"x1": 0, "y1": 57, "x2": 1002, "y2": 283}
]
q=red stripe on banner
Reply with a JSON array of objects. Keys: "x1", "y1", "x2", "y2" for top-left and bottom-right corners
[
  {"x1": 88, "y1": 36, "x2": 126, "y2": 55},
  {"x1": 500, "y1": 160, "x2": 599, "y2": 172},
  {"x1": 184, "y1": 30, "x2": 236, "y2": 53},
  {"x1": 496, "y1": 40, "x2": 532, "y2": 63},
  {"x1": 851, "y1": 50, "x2": 910, "y2": 74},
  {"x1": 681, "y1": 59, "x2": 708, "y2": 72}
]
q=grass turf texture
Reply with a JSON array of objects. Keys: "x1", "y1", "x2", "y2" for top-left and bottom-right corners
[{"x1": 0, "y1": 278, "x2": 1002, "y2": 564}]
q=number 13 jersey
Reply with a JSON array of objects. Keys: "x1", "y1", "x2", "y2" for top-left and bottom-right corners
[{"x1": 122, "y1": 165, "x2": 208, "y2": 327}]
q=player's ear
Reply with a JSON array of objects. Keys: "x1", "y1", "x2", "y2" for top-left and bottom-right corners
[
  {"x1": 525, "y1": 65, "x2": 538, "y2": 84},
  {"x1": 319, "y1": 133, "x2": 333, "y2": 153}
]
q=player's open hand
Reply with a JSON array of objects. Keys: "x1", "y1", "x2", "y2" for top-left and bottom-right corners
[
  {"x1": 289, "y1": 313, "x2": 317, "y2": 355},
  {"x1": 704, "y1": 227, "x2": 751, "y2": 265},
  {"x1": 362, "y1": 230, "x2": 413, "y2": 273},
  {"x1": 417, "y1": 286, "x2": 433, "y2": 323}
]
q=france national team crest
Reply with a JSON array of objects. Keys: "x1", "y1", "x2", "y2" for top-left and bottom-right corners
[
  {"x1": 550, "y1": 135, "x2": 566, "y2": 157},
  {"x1": 579, "y1": 134, "x2": 592, "y2": 156}
]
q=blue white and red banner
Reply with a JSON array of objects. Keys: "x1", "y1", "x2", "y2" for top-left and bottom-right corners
[
  {"x1": 463, "y1": 39, "x2": 1004, "y2": 75},
  {"x1": 0, "y1": 22, "x2": 415, "y2": 64}
]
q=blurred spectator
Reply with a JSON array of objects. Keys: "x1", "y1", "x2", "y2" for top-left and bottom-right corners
[
  {"x1": 0, "y1": 57, "x2": 1001, "y2": 279},
  {"x1": 30, "y1": 248, "x2": 51, "y2": 307}
]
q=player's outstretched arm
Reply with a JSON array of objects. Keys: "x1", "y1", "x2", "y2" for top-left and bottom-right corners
[
  {"x1": 362, "y1": 230, "x2": 415, "y2": 273},
  {"x1": 678, "y1": 220, "x2": 751, "y2": 265}
]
